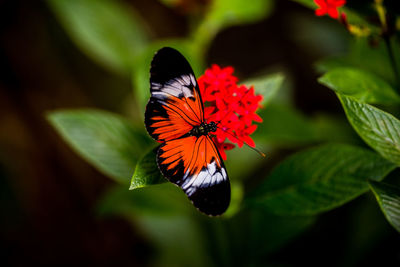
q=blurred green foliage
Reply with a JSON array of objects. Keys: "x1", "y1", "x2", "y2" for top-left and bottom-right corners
[
  {"x1": 48, "y1": 0, "x2": 149, "y2": 75},
  {"x1": 316, "y1": 38, "x2": 400, "y2": 85},
  {"x1": 46, "y1": 0, "x2": 400, "y2": 266}
]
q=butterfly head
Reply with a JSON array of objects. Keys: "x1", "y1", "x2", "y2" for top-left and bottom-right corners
[
  {"x1": 207, "y1": 121, "x2": 217, "y2": 133},
  {"x1": 189, "y1": 122, "x2": 217, "y2": 137}
]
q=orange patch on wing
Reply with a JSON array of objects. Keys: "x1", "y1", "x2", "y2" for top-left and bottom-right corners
[
  {"x1": 149, "y1": 91, "x2": 204, "y2": 141},
  {"x1": 159, "y1": 135, "x2": 222, "y2": 177}
]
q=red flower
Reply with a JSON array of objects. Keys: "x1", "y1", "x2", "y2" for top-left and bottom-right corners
[
  {"x1": 198, "y1": 64, "x2": 263, "y2": 160},
  {"x1": 314, "y1": 0, "x2": 346, "y2": 19}
]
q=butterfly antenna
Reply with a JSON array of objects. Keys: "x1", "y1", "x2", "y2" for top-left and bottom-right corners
[
  {"x1": 216, "y1": 126, "x2": 266, "y2": 158},
  {"x1": 209, "y1": 89, "x2": 265, "y2": 157}
]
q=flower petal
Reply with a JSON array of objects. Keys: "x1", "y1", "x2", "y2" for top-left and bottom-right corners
[{"x1": 327, "y1": 7, "x2": 339, "y2": 19}]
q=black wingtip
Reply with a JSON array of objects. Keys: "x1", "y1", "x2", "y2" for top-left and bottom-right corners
[
  {"x1": 188, "y1": 180, "x2": 231, "y2": 216},
  {"x1": 150, "y1": 47, "x2": 195, "y2": 85}
]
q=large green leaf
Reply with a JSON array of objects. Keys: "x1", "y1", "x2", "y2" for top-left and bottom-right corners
[
  {"x1": 339, "y1": 95, "x2": 400, "y2": 166},
  {"x1": 243, "y1": 73, "x2": 285, "y2": 105},
  {"x1": 130, "y1": 147, "x2": 166, "y2": 190},
  {"x1": 369, "y1": 181, "x2": 400, "y2": 233},
  {"x1": 48, "y1": 109, "x2": 152, "y2": 183},
  {"x1": 48, "y1": 0, "x2": 148, "y2": 75},
  {"x1": 319, "y1": 67, "x2": 400, "y2": 104},
  {"x1": 248, "y1": 144, "x2": 396, "y2": 216}
]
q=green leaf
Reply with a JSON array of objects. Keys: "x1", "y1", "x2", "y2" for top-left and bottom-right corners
[
  {"x1": 47, "y1": 109, "x2": 153, "y2": 183},
  {"x1": 369, "y1": 181, "x2": 400, "y2": 233},
  {"x1": 130, "y1": 147, "x2": 166, "y2": 190},
  {"x1": 248, "y1": 143, "x2": 396, "y2": 216},
  {"x1": 319, "y1": 67, "x2": 400, "y2": 104},
  {"x1": 192, "y1": 0, "x2": 274, "y2": 51},
  {"x1": 316, "y1": 38, "x2": 400, "y2": 85},
  {"x1": 47, "y1": 0, "x2": 148, "y2": 75},
  {"x1": 243, "y1": 73, "x2": 285, "y2": 105},
  {"x1": 206, "y1": 0, "x2": 274, "y2": 30},
  {"x1": 339, "y1": 95, "x2": 400, "y2": 166}
]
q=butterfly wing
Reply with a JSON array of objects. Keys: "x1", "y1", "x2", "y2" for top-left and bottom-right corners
[
  {"x1": 158, "y1": 135, "x2": 230, "y2": 216},
  {"x1": 145, "y1": 47, "x2": 230, "y2": 216},
  {"x1": 145, "y1": 47, "x2": 204, "y2": 141}
]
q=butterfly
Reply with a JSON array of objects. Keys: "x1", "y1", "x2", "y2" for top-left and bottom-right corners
[{"x1": 144, "y1": 47, "x2": 230, "y2": 216}]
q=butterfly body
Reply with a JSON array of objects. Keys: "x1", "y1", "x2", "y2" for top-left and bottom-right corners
[
  {"x1": 189, "y1": 121, "x2": 217, "y2": 137},
  {"x1": 145, "y1": 47, "x2": 230, "y2": 216}
]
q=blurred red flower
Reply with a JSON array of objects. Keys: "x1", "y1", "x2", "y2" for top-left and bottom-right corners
[
  {"x1": 314, "y1": 0, "x2": 346, "y2": 19},
  {"x1": 198, "y1": 64, "x2": 263, "y2": 160}
]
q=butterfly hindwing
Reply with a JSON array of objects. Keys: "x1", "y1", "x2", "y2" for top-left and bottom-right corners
[{"x1": 157, "y1": 135, "x2": 230, "y2": 216}]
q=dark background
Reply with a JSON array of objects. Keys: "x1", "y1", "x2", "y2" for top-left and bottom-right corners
[{"x1": 1, "y1": 0, "x2": 399, "y2": 266}]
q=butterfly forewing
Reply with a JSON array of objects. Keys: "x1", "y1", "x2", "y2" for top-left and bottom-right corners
[
  {"x1": 145, "y1": 47, "x2": 204, "y2": 142},
  {"x1": 145, "y1": 47, "x2": 230, "y2": 216}
]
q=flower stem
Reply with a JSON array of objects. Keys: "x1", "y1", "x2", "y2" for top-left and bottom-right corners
[
  {"x1": 384, "y1": 36, "x2": 400, "y2": 91},
  {"x1": 375, "y1": 0, "x2": 400, "y2": 90}
]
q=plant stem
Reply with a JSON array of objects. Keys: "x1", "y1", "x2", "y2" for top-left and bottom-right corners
[{"x1": 384, "y1": 36, "x2": 400, "y2": 91}]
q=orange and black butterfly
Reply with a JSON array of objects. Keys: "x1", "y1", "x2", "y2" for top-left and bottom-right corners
[{"x1": 145, "y1": 47, "x2": 230, "y2": 216}]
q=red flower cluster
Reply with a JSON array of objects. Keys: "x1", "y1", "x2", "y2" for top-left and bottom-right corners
[
  {"x1": 198, "y1": 64, "x2": 263, "y2": 160},
  {"x1": 314, "y1": 0, "x2": 346, "y2": 19}
]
